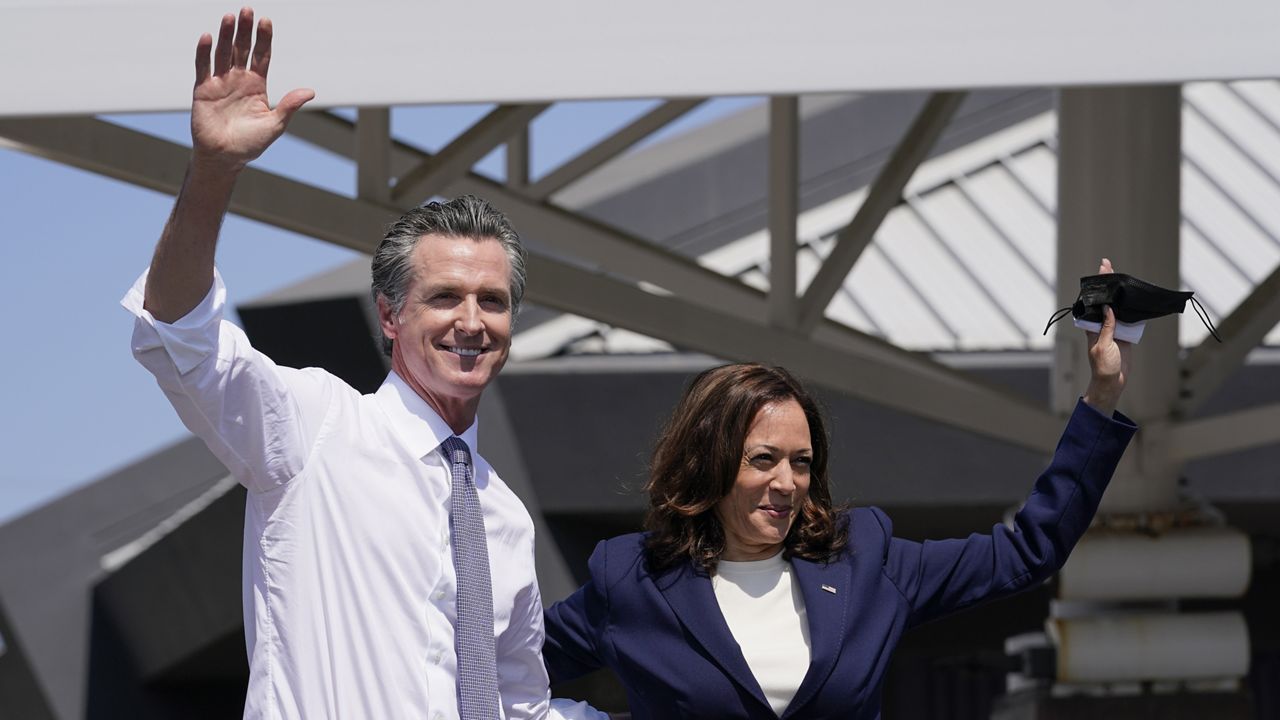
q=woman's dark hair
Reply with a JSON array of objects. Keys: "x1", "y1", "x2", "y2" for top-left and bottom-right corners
[{"x1": 643, "y1": 363, "x2": 848, "y2": 574}]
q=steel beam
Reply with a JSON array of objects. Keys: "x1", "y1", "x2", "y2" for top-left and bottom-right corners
[
  {"x1": 524, "y1": 254, "x2": 1061, "y2": 450},
  {"x1": 0, "y1": 113, "x2": 1060, "y2": 452},
  {"x1": 795, "y1": 91, "x2": 965, "y2": 333},
  {"x1": 768, "y1": 96, "x2": 799, "y2": 328},
  {"x1": 356, "y1": 107, "x2": 391, "y2": 203},
  {"x1": 506, "y1": 127, "x2": 530, "y2": 189},
  {"x1": 290, "y1": 111, "x2": 420, "y2": 177},
  {"x1": 390, "y1": 103, "x2": 548, "y2": 204},
  {"x1": 1178, "y1": 262, "x2": 1280, "y2": 417},
  {"x1": 523, "y1": 98, "x2": 704, "y2": 201},
  {"x1": 1169, "y1": 402, "x2": 1280, "y2": 461},
  {"x1": 0, "y1": 117, "x2": 393, "y2": 254},
  {"x1": 1056, "y1": 85, "x2": 1184, "y2": 513}
]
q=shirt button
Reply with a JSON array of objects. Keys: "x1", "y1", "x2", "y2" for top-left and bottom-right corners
[
  {"x1": 432, "y1": 590, "x2": 445, "y2": 601},
  {"x1": 433, "y1": 650, "x2": 445, "y2": 664},
  {"x1": 433, "y1": 713, "x2": 445, "y2": 720}
]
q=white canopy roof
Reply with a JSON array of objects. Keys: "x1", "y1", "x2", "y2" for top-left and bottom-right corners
[{"x1": 3, "y1": 0, "x2": 1279, "y2": 117}]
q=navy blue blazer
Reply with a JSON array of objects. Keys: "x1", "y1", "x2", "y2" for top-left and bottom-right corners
[{"x1": 544, "y1": 400, "x2": 1136, "y2": 719}]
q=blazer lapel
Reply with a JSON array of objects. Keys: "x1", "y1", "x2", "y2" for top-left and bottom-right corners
[
  {"x1": 655, "y1": 563, "x2": 770, "y2": 710},
  {"x1": 781, "y1": 556, "x2": 853, "y2": 718}
]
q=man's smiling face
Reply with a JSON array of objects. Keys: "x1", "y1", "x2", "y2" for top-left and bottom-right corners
[{"x1": 380, "y1": 233, "x2": 513, "y2": 426}]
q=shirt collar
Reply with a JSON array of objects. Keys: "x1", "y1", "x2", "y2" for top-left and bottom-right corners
[{"x1": 375, "y1": 371, "x2": 480, "y2": 459}]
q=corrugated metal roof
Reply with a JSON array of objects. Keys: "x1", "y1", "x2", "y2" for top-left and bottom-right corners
[{"x1": 512, "y1": 80, "x2": 1280, "y2": 360}]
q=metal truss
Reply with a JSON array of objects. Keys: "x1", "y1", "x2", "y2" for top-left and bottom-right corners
[
  {"x1": 1178, "y1": 262, "x2": 1280, "y2": 418},
  {"x1": 3, "y1": 90, "x2": 1280, "y2": 467}
]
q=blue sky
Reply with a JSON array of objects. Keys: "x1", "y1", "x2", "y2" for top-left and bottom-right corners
[{"x1": 0, "y1": 98, "x2": 757, "y2": 524}]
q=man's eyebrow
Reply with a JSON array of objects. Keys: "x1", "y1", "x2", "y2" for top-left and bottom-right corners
[
  {"x1": 418, "y1": 283, "x2": 458, "y2": 296},
  {"x1": 418, "y1": 283, "x2": 510, "y2": 298}
]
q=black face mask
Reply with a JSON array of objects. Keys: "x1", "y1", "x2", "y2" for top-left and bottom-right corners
[{"x1": 1043, "y1": 273, "x2": 1221, "y2": 342}]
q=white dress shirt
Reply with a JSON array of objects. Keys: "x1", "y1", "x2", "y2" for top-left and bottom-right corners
[
  {"x1": 712, "y1": 553, "x2": 812, "y2": 716},
  {"x1": 123, "y1": 269, "x2": 550, "y2": 720}
]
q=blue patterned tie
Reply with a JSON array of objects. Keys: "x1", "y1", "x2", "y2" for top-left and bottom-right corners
[{"x1": 441, "y1": 436, "x2": 501, "y2": 719}]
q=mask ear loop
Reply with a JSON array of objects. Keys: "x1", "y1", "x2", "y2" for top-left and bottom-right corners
[
  {"x1": 1042, "y1": 307, "x2": 1073, "y2": 336},
  {"x1": 1189, "y1": 296, "x2": 1223, "y2": 343}
]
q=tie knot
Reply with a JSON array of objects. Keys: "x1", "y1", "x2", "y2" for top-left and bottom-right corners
[{"x1": 441, "y1": 435, "x2": 472, "y2": 467}]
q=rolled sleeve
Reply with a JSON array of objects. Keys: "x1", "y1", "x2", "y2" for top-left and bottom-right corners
[
  {"x1": 122, "y1": 268, "x2": 227, "y2": 376},
  {"x1": 122, "y1": 267, "x2": 331, "y2": 492}
]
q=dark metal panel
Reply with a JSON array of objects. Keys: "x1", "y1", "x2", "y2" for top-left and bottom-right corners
[
  {"x1": 90, "y1": 486, "x2": 245, "y2": 682},
  {"x1": 237, "y1": 297, "x2": 387, "y2": 395},
  {"x1": 0, "y1": 599, "x2": 55, "y2": 720},
  {"x1": 0, "y1": 437, "x2": 229, "y2": 720}
]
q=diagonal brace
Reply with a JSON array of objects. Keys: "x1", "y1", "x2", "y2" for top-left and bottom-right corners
[
  {"x1": 1169, "y1": 401, "x2": 1280, "y2": 461},
  {"x1": 524, "y1": 98, "x2": 704, "y2": 201},
  {"x1": 795, "y1": 91, "x2": 965, "y2": 334},
  {"x1": 0, "y1": 116, "x2": 391, "y2": 253},
  {"x1": 1178, "y1": 261, "x2": 1280, "y2": 416},
  {"x1": 391, "y1": 103, "x2": 548, "y2": 204}
]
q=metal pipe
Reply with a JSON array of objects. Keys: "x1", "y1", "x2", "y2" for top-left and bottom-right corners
[{"x1": 1059, "y1": 526, "x2": 1251, "y2": 600}]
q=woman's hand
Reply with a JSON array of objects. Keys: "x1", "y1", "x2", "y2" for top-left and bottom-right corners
[{"x1": 1082, "y1": 258, "x2": 1130, "y2": 416}]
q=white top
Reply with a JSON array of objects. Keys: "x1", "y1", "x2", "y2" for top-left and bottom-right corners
[
  {"x1": 712, "y1": 553, "x2": 812, "y2": 716},
  {"x1": 122, "y1": 269, "x2": 551, "y2": 720}
]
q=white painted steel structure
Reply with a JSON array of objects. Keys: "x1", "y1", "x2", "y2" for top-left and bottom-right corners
[
  {"x1": 527, "y1": 83, "x2": 1280, "y2": 355},
  {"x1": 8, "y1": 81, "x2": 1272, "y2": 464},
  {"x1": 2, "y1": 0, "x2": 1278, "y2": 117},
  {"x1": 1052, "y1": 612, "x2": 1251, "y2": 683},
  {"x1": 1059, "y1": 527, "x2": 1253, "y2": 601}
]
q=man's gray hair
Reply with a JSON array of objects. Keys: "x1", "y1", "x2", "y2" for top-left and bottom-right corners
[{"x1": 371, "y1": 195, "x2": 527, "y2": 355}]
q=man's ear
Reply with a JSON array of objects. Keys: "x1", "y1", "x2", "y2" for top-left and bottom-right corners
[{"x1": 376, "y1": 295, "x2": 398, "y2": 342}]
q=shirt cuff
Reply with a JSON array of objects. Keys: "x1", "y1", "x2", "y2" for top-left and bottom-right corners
[
  {"x1": 548, "y1": 699, "x2": 611, "y2": 720},
  {"x1": 1074, "y1": 396, "x2": 1138, "y2": 431},
  {"x1": 120, "y1": 267, "x2": 227, "y2": 375},
  {"x1": 1073, "y1": 316, "x2": 1145, "y2": 343}
]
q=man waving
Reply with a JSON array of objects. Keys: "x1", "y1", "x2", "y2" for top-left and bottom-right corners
[{"x1": 124, "y1": 8, "x2": 597, "y2": 719}]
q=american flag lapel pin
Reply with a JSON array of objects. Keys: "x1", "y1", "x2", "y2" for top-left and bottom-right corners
[{"x1": 821, "y1": 584, "x2": 837, "y2": 594}]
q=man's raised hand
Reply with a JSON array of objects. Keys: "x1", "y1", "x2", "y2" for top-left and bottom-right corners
[
  {"x1": 142, "y1": 7, "x2": 313, "y2": 322},
  {"x1": 191, "y1": 7, "x2": 314, "y2": 173}
]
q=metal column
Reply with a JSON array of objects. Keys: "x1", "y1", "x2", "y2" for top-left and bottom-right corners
[
  {"x1": 1029, "y1": 87, "x2": 1254, "y2": 713},
  {"x1": 1056, "y1": 85, "x2": 1184, "y2": 514}
]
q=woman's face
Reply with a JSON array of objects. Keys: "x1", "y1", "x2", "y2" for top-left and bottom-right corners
[{"x1": 716, "y1": 398, "x2": 813, "y2": 562}]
